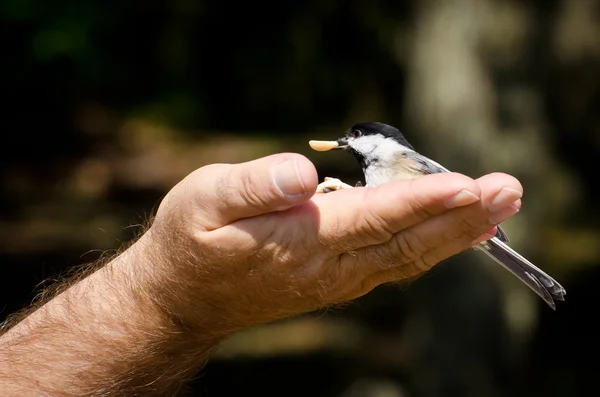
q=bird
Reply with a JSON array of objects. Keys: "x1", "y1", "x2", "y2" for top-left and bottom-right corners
[{"x1": 308, "y1": 121, "x2": 566, "y2": 309}]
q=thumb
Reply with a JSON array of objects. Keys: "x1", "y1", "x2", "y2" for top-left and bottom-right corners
[{"x1": 186, "y1": 153, "x2": 318, "y2": 230}]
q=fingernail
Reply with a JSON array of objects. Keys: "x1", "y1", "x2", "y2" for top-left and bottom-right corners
[
  {"x1": 489, "y1": 205, "x2": 520, "y2": 225},
  {"x1": 272, "y1": 160, "x2": 306, "y2": 196},
  {"x1": 444, "y1": 189, "x2": 480, "y2": 208},
  {"x1": 488, "y1": 187, "x2": 522, "y2": 213}
]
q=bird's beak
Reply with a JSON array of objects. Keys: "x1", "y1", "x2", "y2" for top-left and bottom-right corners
[
  {"x1": 308, "y1": 137, "x2": 348, "y2": 152},
  {"x1": 334, "y1": 137, "x2": 349, "y2": 150}
]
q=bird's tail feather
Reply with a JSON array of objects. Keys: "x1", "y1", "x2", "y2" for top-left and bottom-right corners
[{"x1": 475, "y1": 238, "x2": 566, "y2": 310}]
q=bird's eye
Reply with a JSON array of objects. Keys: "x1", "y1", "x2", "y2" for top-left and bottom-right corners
[{"x1": 352, "y1": 129, "x2": 362, "y2": 138}]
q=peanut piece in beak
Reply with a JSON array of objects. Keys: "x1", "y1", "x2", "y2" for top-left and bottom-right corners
[{"x1": 308, "y1": 140, "x2": 339, "y2": 151}]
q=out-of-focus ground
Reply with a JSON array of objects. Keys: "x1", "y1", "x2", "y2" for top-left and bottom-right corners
[{"x1": 1, "y1": 1, "x2": 599, "y2": 396}]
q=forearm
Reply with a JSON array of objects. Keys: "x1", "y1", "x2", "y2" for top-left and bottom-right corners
[{"x1": 0, "y1": 235, "x2": 220, "y2": 396}]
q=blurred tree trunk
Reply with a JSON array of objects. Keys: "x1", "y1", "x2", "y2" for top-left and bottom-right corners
[{"x1": 401, "y1": 1, "x2": 536, "y2": 396}]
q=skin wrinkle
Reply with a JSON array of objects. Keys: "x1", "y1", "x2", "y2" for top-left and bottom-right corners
[
  {"x1": 314, "y1": 187, "x2": 392, "y2": 252},
  {"x1": 391, "y1": 229, "x2": 429, "y2": 267},
  {"x1": 418, "y1": 227, "x2": 491, "y2": 273},
  {"x1": 357, "y1": 208, "x2": 396, "y2": 245},
  {"x1": 239, "y1": 165, "x2": 276, "y2": 211},
  {"x1": 423, "y1": 242, "x2": 467, "y2": 271},
  {"x1": 217, "y1": 166, "x2": 240, "y2": 206},
  {"x1": 397, "y1": 177, "x2": 442, "y2": 221},
  {"x1": 443, "y1": 212, "x2": 489, "y2": 242},
  {"x1": 410, "y1": 256, "x2": 437, "y2": 275},
  {"x1": 353, "y1": 189, "x2": 398, "y2": 245},
  {"x1": 365, "y1": 232, "x2": 474, "y2": 288},
  {"x1": 367, "y1": 207, "x2": 398, "y2": 240}
]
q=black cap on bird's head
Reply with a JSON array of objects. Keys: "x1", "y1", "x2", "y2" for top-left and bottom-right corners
[
  {"x1": 330, "y1": 122, "x2": 414, "y2": 151},
  {"x1": 343, "y1": 122, "x2": 414, "y2": 151}
]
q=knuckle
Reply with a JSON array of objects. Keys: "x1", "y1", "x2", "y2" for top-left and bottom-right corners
[
  {"x1": 391, "y1": 229, "x2": 429, "y2": 263},
  {"x1": 463, "y1": 227, "x2": 485, "y2": 241},
  {"x1": 416, "y1": 249, "x2": 444, "y2": 271},
  {"x1": 394, "y1": 250, "x2": 442, "y2": 279},
  {"x1": 358, "y1": 210, "x2": 396, "y2": 244},
  {"x1": 445, "y1": 215, "x2": 485, "y2": 241},
  {"x1": 214, "y1": 167, "x2": 271, "y2": 211},
  {"x1": 405, "y1": 179, "x2": 438, "y2": 221},
  {"x1": 459, "y1": 217, "x2": 488, "y2": 240},
  {"x1": 410, "y1": 258, "x2": 433, "y2": 274},
  {"x1": 239, "y1": 168, "x2": 272, "y2": 209},
  {"x1": 458, "y1": 214, "x2": 482, "y2": 232}
]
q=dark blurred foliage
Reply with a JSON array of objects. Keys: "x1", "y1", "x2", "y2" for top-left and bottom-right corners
[{"x1": 1, "y1": 0, "x2": 599, "y2": 396}]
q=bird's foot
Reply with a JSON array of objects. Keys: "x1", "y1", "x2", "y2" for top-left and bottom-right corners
[{"x1": 316, "y1": 177, "x2": 362, "y2": 193}]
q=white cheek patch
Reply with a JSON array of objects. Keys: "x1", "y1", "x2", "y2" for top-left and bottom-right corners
[
  {"x1": 350, "y1": 134, "x2": 384, "y2": 155},
  {"x1": 350, "y1": 135, "x2": 413, "y2": 164}
]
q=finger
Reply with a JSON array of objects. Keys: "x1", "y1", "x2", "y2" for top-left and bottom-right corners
[
  {"x1": 315, "y1": 172, "x2": 482, "y2": 252},
  {"x1": 350, "y1": 173, "x2": 524, "y2": 284},
  {"x1": 189, "y1": 153, "x2": 319, "y2": 230},
  {"x1": 470, "y1": 190, "x2": 522, "y2": 244},
  {"x1": 475, "y1": 172, "x2": 523, "y2": 221},
  {"x1": 412, "y1": 198, "x2": 521, "y2": 274},
  {"x1": 472, "y1": 227, "x2": 499, "y2": 245}
]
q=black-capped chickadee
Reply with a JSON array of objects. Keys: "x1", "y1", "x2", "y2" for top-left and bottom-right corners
[{"x1": 309, "y1": 121, "x2": 566, "y2": 309}]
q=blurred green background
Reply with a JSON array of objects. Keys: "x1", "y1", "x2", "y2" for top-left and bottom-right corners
[{"x1": 1, "y1": 0, "x2": 599, "y2": 396}]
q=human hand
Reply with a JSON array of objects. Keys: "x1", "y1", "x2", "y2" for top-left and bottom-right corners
[
  {"x1": 0, "y1": 152, "x2": 523, "y2": 395},
  {"x1": 137, "y1": 153, "x2": 522, "y2": 337}
]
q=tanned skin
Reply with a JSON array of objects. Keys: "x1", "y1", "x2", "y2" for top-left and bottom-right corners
[{"x1": 0, "y1": 153, "x2": 523, "y2": 396}]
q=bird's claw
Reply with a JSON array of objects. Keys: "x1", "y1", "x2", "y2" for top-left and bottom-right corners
[
  {"x1": 316, "y1": 177, "x2": 355, "y2": 193},
  {"x1": 316, "y1": 177, "x2": 364, "y2": 193}
]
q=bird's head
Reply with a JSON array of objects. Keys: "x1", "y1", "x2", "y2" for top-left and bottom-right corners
[{"x1": 310, "y1": 122, "x2": 414, "y2": 170}]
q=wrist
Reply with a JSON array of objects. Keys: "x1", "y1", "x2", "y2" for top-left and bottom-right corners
[{"x1": 129, "y1": 226, "x2": 242, "y2": 341}]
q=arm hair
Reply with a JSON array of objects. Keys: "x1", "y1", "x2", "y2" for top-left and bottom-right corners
[{"x1": 0, "y1": 219, "x2": 221, "y2": 396}]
